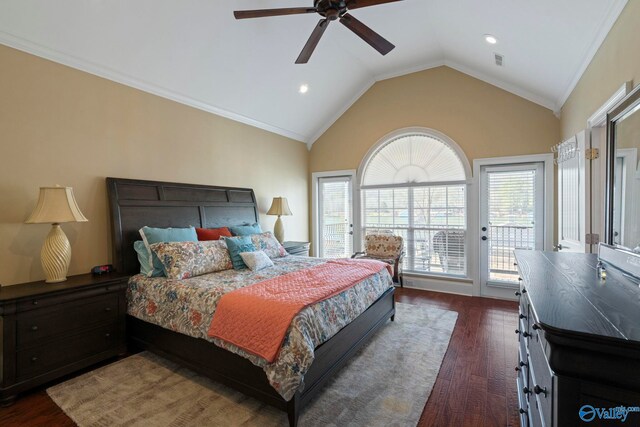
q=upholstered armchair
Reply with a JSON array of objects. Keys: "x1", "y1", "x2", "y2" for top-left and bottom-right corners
[{"x1": 352, "y1": 234, "x2": 404, "y2": 287}]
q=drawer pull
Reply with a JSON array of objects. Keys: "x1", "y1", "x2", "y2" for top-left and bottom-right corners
[
  {"x1": 519, "y1": 314, "x2": 527, "y2": 320},
  {"x1": 514, "y1": 262, "x2": 518, "y2": 267},
  {"x1": 515, "y1": 329, "x2": 521, "y2": 335},
  {"x1": 515, "y1": 291, "x2": 521, "y2": 297},
  {"x1": 519, "y1": 408, "x2": 526, "y2": 414},
  {"x1": 31, "y1": 356, "x2": 38, "y2": 363},
  {"x1": 519, "y1": 361, "x2": 528, "y2": 368},
  {"x1": 534, "y1": 385, "x2": 548, "y2": 396},
  {"x1": 105, "y1": 307, "x2": 112, "y2": 312},
  {"x1": 105, "y1": 333, "x2": 111, "y2": 338},
  {"x1": 522, "y1": 288, "x2": 527, "y2": 293},
  {"x1": 515, "y1": 366, "x2": 521, "y2": 372},
  {"x1": 31, "y1": 325, "x2": 39, "y2": 331},
  {"x1": 523, "y1": 386, "x2": 531, "y2": 395},
  {"x1": 32, "y1": 300, "x2": 39, "y2": 305},
  {"x1": 532, "y1": 323, "x2": 541, "y2": 330},
  {"x1": 522, "y1": 331, "x2": 531, "y2": 338}
]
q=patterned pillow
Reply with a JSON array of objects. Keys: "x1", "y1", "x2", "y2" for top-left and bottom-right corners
[
  {"x1": 150, "y1": 240, "x2": 232, "y2": 280},
  {"x1": 250, "y1": 232, "x2": 288, "y2": 259},
  {"x1": 365, "y1": 234, "x2": 404, "y2": 258},
  {"x1": 223, "y1": 235, "x2": 257, "y2": 270},
  {"x1": 139, "y1": 226, "x2": 198, "y2": 277},
  {"x1": 239, "y1": 251, "x2": 274, "y2": 271}
]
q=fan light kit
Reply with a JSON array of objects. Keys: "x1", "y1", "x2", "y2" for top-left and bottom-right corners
[
  {"x1": 484, "y1": 34, "x2": 498, "y2": 44},
  {"x1": 234, "y1": 0, "x2": 403, "y2": 64}
]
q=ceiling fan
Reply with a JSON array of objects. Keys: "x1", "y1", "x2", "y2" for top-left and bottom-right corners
[{"x1": 234, "y1": 0, "x2": 403, "y2": 64}]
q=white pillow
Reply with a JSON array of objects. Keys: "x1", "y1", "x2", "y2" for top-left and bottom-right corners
[{"x1": 239, "y1": 250, "x2": 274, "y2": 271}]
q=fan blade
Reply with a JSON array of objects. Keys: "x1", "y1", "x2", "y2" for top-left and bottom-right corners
[
  {"x1": 296, "y1": 19, "x2": 330, "y2": 64},
  {"x1": 346, "y1": 0, "x2": 403, "y2": 10},
  {"x1": 339, "y1": 14, "x2": 395, "y2": 55},
  {"x1": 234, "y1": 7, "x2": 316, "y2": 20}
]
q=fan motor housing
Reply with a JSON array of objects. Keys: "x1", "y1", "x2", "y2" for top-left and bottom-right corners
[{"x1": 315, "y1": 0, "x2": 348, "y2": 19}]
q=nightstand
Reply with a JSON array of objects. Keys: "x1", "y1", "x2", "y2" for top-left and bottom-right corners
[
  {"x1": 0, "y1": 273, "x2": 129, "y2": 405},
  {"x1": 283, "y1": 241, "x2": 310, "y2": 256}
]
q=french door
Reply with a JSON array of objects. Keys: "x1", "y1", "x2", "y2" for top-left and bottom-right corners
[
  {"x1": 480, "y1": 163, "x2": 545, "y2": 294},
  {"x1": 317, "y1": 176, "x2": 354, "y2": 258}
]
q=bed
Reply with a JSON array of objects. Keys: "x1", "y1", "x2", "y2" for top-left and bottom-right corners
[{"x1": 106, "y1": 177, "x2": 395, "y2": 426}]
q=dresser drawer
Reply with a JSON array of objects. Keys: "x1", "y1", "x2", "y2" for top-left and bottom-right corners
[
  {"x1": 16, "y1": 324, "x2": 118, "y2": 380},
  {"x1": 16, "y1": 293, "x2": 119, "y2": 348},
  {"x1": 528, "y1": 335, "x2": 553, "y2": 427}
]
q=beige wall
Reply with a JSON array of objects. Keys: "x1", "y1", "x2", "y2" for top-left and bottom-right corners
[
  {"x1": 0, "y1": 45, "x2": 309, "y2": 286},
  {"x1": 310, "y1": 66, "x2": 560, "y2": 173},
  {"x1": 560, "y1": 1, "x2": 640, "y2": 139}
]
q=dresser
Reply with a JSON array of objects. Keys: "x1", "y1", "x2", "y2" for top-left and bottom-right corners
[
  {"x1": 514, "y1": 251, "x2": 640, "y2": 426},
  {"x1": 283, "y1": 241, "x2": 310, "y2": 257},
  {"x1": 0, "y1": 273, "x2": 129, "y2": 405}
]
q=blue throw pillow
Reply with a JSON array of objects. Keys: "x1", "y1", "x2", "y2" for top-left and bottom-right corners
[
  {"x1": 229, "y1": 223, "x2": 263, "y2": 236},
  {"x1": 133, "y1": 241, "x2": 165, "y2": 277},
  {"x1": 224, "y1": 236, "x2": 257, "y2": 269},
  {"x1": 139, "y1": 226, "x2": 198, "y2": 277}
]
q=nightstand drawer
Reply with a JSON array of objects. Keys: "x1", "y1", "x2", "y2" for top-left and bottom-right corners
[
  {"x1": 16, "y1": 324, "x2": 118, "y2": 380},
  {"x1": 16, "y1": 293, "x2": 119, "y2": 349},
  {"x1": 17, "y1": 284, "x2": 118, "y2": 312}
]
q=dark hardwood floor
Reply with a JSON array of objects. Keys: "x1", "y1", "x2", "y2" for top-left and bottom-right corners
[{"x1": 0, "y1": 288, "x2": 519, "y2": 427}]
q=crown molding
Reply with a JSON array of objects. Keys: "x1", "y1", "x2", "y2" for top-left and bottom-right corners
[
  {"x1": 0, "y1": 31, "x2": 309, "y2": 144},
  {"x1": 555, "y1": 0, "x2": 629, "y2": 110}
]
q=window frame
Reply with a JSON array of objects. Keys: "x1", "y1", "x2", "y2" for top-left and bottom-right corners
[{"x1": 357, "y1": 127, "x2": 472, "y2": 279}]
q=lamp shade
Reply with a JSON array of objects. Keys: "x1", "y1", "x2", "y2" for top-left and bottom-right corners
[
  {"x1": 25, "y1": 186, "x2": 88, "y2": 224},
  {"x1": 267, "y1": 197, "x2": 292, "y2": 216}
]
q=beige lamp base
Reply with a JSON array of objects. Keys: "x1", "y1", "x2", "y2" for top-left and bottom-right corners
[
  {"x1": 274, "y1": 215, "x2": 285, "y2": 243},
  {"x1": 41, "y1": 223, "x2": 71, "y2": 283}
]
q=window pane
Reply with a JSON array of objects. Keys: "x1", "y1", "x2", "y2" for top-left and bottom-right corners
[{"x1": 360, "y1": 133, "x2": 467, "y2": 277}]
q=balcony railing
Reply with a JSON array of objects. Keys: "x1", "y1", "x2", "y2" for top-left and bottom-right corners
[
  {"x1": 489, "y1": 224, "x2": 534, "y2": 281},
  {"x1": 322, "y1": 223, "x2": 351, "y2": 258}
]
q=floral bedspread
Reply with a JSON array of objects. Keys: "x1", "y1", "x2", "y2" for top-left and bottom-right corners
[{"x1": 127, "y1": 255, "x2": 393, "y2": 400}]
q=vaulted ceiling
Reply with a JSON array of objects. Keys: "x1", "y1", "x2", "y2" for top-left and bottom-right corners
[{"x1": 0, "y1": 0, "x2": 627, "y2": 146}]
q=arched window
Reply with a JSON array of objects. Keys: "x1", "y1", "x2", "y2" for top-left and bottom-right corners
[{"x1": 360, "y1": 129, "x2": 470, "y2": 276}]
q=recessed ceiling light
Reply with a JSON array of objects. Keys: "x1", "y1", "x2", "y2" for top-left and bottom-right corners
[
  {"x1": 484, "y1": 34, "x2": 498, "y2": 45},
  {"x1": 299, "y1": 84, "x2": 309, "y2": 94}
]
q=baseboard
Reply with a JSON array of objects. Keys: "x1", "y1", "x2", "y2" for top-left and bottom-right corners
[
  {"x1": 403, "y1": 275, "x2": 473, "y2": 296},
  {"x1": 481, "y1": 284, "x2": 519, "y2": 301}
]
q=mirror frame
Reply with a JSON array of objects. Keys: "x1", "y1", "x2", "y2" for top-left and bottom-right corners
[{"x1": 606, "y1": 83, "x2": 640, "y2": 245}]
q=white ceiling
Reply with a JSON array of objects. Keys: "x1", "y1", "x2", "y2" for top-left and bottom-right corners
[{"x1": 0, "y1": 0, "x2": 628, "y2": 146}]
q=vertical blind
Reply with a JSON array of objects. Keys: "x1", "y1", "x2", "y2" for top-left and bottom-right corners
[
  {"x1": 486, "y1": 169, "x2": 536, "y2": 282},
  {"x1": 320, "y1": 179, "x2": 353, "y2": 258},
  {"x1": 361, "y1": 133, "x2": 468, "y2": 276}
]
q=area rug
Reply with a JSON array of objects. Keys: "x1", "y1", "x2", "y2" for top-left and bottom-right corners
[{"x1": 47, "y1": 302, "x2": 457, "y2": 427}]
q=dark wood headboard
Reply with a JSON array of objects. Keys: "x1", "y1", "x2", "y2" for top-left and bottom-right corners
[{"x1": 107, "y1": 177, "x2": 259, "y2": 275}]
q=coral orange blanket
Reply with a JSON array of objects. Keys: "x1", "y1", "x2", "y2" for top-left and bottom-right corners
[{"x1": 207, "y1": 258, "x2": 392, "y2": 363}]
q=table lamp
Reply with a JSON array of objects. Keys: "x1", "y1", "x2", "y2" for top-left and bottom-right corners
[
  {"x1": 267, "y1": 197, "x2": 292, "y2": 243},
  {"x1": 25, "y1": 186, "x2": 88, "y2": 283}
]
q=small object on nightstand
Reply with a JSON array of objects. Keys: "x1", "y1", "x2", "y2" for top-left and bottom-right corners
[
  {"x1": 283, "y1": 241, "x2": 310, "y2": 257},
  {"x1": 91, "y1": 264, "x2": 115, "y2": 275}
]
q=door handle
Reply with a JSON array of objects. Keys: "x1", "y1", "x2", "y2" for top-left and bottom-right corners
[
  {"x1": 481, "y1": 236, "x2": 487, "y2": 241},
  {"x1": 481, "y1": 226, "x2": 487, "y2": 232},
  {"x1": 349, "y1": 231, "x2": 353, "y2": 235}
]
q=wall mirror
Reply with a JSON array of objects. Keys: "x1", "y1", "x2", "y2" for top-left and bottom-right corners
[{"x1": 606, "y1": 84, "x2": 640, "y2": 251}]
